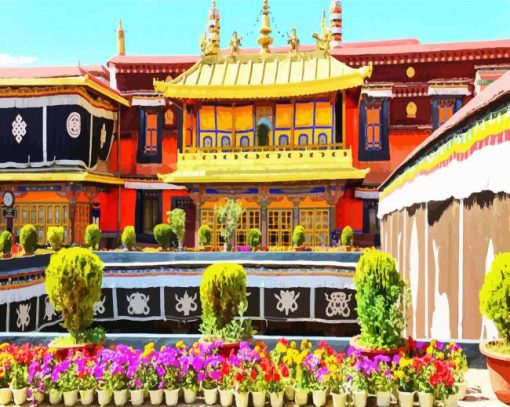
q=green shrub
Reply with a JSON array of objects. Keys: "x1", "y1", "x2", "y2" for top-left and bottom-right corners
[
  {"x1": 47, "y1": 226, "x2": 64, "y2": 251},
  {"x1": 45, "y1": 247, "x2": 104, "y2": 340},
  {"x1": 84, "y1": 224, "x2": 101, "y2": 250},
  {"x1": 0, "y1": 230, "x2": 12, "y2": 255},
  {"x1": 341, "y1": 226, "x2": 354, "y2": 246},
  {"x1": 198, "y1": 224, "x2": 212, "y2": 248},
  {"x1": 154, "y1": 223, "x2": 175, "y2": 250},
  {"x1": 122, "y1": 226, "x2": 136, "y2": 251},
  {"x1": 20, "y1": 224, "x2": 38, "y2": 255},
  {"x1": 167, "y1": 208, "x2": 186, "y2": 248},
  {"x1": 216, "y1": 199, "x2": 243, "y2": 250},
  {"x1": 292, "y1": 225, "x2": 305, "y2": 247},
  {"x1": 354, "y1": 248, "x2": 406, "y2": 350},
  {"x1": 480, "y1": 253, "x2": 510, "y2": 344},
  {"x1": 247, "y1": 228, "x2": 262, "y2": 249}
]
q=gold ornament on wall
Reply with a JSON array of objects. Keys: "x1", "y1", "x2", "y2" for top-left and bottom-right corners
[
  {"x1": 406, "y1": 101, "x2": 417, "y2": 118},
  {"x1": 406, "y1": 66, "x2": 416, "y2": 78}
]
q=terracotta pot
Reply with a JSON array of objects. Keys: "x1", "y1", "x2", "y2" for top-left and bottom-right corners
[
  {"x1": 219, "y1": 389, "x2": 233, "y2": 407},
  {"x1": 269, "y1": 391, "x2": 283, "y2": 407},
  {"x1": 480, "y1": 340, "x2": 510, "y2": 404},
  {"x1": 294, "y1": 388, "x2": 309, "y2": 406},
  {"x1": 63, "y1": 390, "x2": 79, "y2": 407},
  {"x1": 443, "y1": 394, "x2": 458, "y2": 407},
  {"x1": 376, "y1": 391, "x2": 391, "y2": 407},
  {"x1": 417, "y1": 391, "x2": 434, "y2": 407},
  {"x1": 183, "y1": 388, "x2": 196, "y2": 404},
  {"x1": 0, "y1": 388, "x2": 12, "y2": 405},
  {"x1": 219, "y1": 341, "x2": 242, "y2": 358},
  {"x1": 12, "y1": 387, "x2": 28, "y2": 405},
  {"x1": 352, "y1": 390, "x2": 367, "y2": 407},
  {"x1": 251, "y1": 391, "x2": 266, "y2": 407},
  {"x1": 234, "y1": 392, "x2": 249, "y2": 407},
  {"x1": 456, "y1": 381, "x2": 467, "y2": 400},
  {"x1": 397, "y1": 391, "x2": 414, "y2": 407},
  {"x1": 312, "y1": 390, "x2": 327, "y2": 407},
  {"x1": 113, "y1": 389, "x2": 129, "y2": 406},
  {"x1": 80, "y1": 389, "x2": 95, "y2": 406},
  {"x1": 203, "y1": 388, "x2": 218, "y2": 405},
  {"x1": 164, "y1": 389, "x2": 179, "y2": 407},
  {"x1": 330, "y1": 392, "x2": 346, "y2": 407},
  {"x1": 284, "y1": 385, "x2": 294, "y2": 401},
  {"x1": 49, "y1": 389, "x2": 63, "y2": 405},
  {"x1": 349, "y1": 335, "x2": 408, "y2": 358},
  {"x1": 49, "y1": 342, "x2": 104, "y2": 360},
  {"x1": 149, "y1": 389, "x2": 164, "y2": 405},
  {"x1": 130, "y1": 389, "x2": 144, "y2": 406},
  {"x1": 97, "y1": 389, "x2": 112, "y2": 407}
]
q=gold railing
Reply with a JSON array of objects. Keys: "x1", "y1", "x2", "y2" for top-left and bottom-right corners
[{"x1": 182, "y1": 142, "x2": 346, "y2": 154}]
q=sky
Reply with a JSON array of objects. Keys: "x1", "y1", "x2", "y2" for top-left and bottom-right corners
[{"x1": 1, "y1": 0, "x2": 510, "y2": 67}]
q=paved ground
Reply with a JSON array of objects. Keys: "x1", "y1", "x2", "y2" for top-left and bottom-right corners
[{"x1": 459, "y1": 369, "x2": 504, "y2": 407}]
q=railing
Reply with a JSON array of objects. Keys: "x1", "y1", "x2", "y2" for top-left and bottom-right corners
[{"x1": 182, "y1": 142, "x2": 346, "y2": 154}]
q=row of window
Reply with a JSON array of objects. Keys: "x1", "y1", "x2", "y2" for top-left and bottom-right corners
[{"x1": 202, "y1": 133, "x2": 331, "y2": 148}]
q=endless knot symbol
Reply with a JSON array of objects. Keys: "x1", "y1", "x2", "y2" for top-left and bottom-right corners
[
  {"x1": 16, "y1": 303, "x2": 31, "y2": 331},
  {"x1": 275, "y1": 290, "x2": 300, "y2": 316},
  {"x1": 126, "y1": 292, "x2": 150, "y2": 315},
  {"x1": 12, "y1": 114, "x2": 27, "y2": 144},
  {"x1": 66, "y1": 112, "x2": 81, "y2": 138},
  {"x1": 175, "y1": 291, "x2": 198, "y2": 316},
  {"x1": 325, "y1": 292, "x2": 352, "y2": 318}
]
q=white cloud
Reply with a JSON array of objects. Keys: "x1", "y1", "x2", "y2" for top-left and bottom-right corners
[{"x1": 0, "y1": 53, "x2": 37, "y2": 67}]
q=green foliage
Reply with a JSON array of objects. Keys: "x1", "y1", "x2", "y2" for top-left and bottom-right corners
[
  {"x1": 167, "y1": 208, "x2": 186, "y2": 247},
  {"x1": 198, "y1": 224, "x2": 212, "y2": 248},
  {"x1": 247, "y1": 228, "x2": 262, "y2": 249},
  {"x1": 47, "y1": 226, "x2": 64, "y2": 251},
  {"x1": 84, "y1": 224, "x2": 101, "y2": 250},
  {"x1": 292, "y1": 225, "x2": 305, "y2": 247},
  {"x1": 121, "y1": 226, "x2": 136, "y2": 250},
  {"x1": 215, "y1": 199, "x2": 243, "y2": 249},
  {"x1": 200, "y1": 300, "x2": 253, "y2": 342},
  {"x1": 341, "y1": 226, "x2": 354, "y2": 246},
  {"x1": 256, "y1": 122, "x2": 270, "y2": 146},
  {"x1": 354, "y1": 248, "x2": 406, "y2": 350},
  {"x1": 20, "y1": 224, "x2": 38, "y2": 255},
  {"x1": 153, "y1": 223, "x2": 177, "y2": 250},
  {"x1": 480, "y1": 253, "x2": 510, "y2": 343},
  {"x1": 45, "y1": 247, "x2": 104, "y2": 341},
  {"x1": 0, "y1": 230, "x2": 12, "y2": 255}
]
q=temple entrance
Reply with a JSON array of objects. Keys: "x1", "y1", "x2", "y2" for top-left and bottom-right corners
[{"x1": 172, "y1": 198, "x2": 196, "y2": 247}]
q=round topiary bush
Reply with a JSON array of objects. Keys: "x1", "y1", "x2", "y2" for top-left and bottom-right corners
[
  {"x1": 292, "y1": 225, "x2": 305, "y2": 248},
  {"x1": 198, "y1": 224, "x2": 212, "y2": 248},
  {"x1": 84, "y1": 224, "x2": 101, "y2": 250},
  {"x1": 167, "y1": 208, "x2": 186, "y2": 249},
  {"x1": 341, "y1": 225, "x2": 354, "y2": 246},
  {"x1": 354, "y1": 248, "x2": 406, "y2": 350},
  {"x1": 122, "y1": 226, "x2": 136, "y2": 251},
  {"x1": 480, "y1": 253, "x2": 510, "y2": 344},
  {"x1": 153, "y1": 223, "x2": 176, "y2": 250},
  {"x1": 47, "y1": 226, "x2": 64, "y2": 251},
  {"x1": 247, "y1": 228, "x2": 262, "y2": 250},
  {"x1": 20, "y1": 224, "x2": 38, "y2": 255},
  {"x1": 0, "y1": 230, "x2": 12, "y2": 255},
  {"x1": 45, "y1": 247, "x2": 104, "y2": 341}
]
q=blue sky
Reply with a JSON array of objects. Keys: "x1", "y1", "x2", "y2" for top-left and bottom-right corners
[{"x1": 1, "y1": 0, "x2": 510, "y2": 67}]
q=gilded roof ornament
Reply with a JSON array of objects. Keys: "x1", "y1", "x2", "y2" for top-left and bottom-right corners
[
  {"x1": 201, "y1": 0, "x2": 221, "y2": 57},
  {"x1": 230, "y1": 31, "x2": 242, "y2": 57},
  {"x1": 312, "y1": 10, "x2": 331, "y2": 54},
  {"x1": 288, "y1": 29, "x2": 300, "y2": 53},
  {"x1": 257, "y1": 0, "x2": 273, "y2": 55}
]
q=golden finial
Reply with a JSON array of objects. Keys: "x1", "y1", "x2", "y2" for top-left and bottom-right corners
[
  {"x1": 201, "y1": 0, "x2": 221, "y2": 57},
  {"x1": 257, "y1": 0, "x2": 273, "y2": 55},
  {"x1": 230, "y1": 31, "x2": 242, "y2": 57},
  {"x1": 288, "y1": 29, "x2": 300, "y2": 53},
  {"x1": 117, "y1": 18, "x2": 125, "y2": 56},
  {"x1": 312, "y1": 10, "x2": 331, "y2": 54}
]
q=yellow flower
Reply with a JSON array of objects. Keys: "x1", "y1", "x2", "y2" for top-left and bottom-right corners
[
  {"x1": 176, "y1": 340, "x2": 185, "y2": 349},
  {"x1": 437, "y1": 352, "x2": 444, "y2": 360},
  {"x1": 290, "y1": 341, "x2": 297, "y2": 349},
  {"x1": 276, "y1": 342, "x2": 287, "y2": 353}
]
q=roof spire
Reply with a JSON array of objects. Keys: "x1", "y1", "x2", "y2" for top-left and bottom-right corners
[
  {"x1": 329, "y1": 0, "x2": 342, "y2": 48},
  {"x1": 257, "y1": 0, "x2": 273, "y2": 55},
  {"x1": 201, "y1": 0, "x2": 221, "y2": 57},
  {"x1": 117, "y1": 18, "x2": 125, "y2": 56},
  {"x1": 312, "y1": 10, "x2": 331, "y2": 54}
]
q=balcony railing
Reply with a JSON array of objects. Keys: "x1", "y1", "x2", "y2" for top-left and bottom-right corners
[{"x1": 182, "y1": 142, "x2": 346, "y2": 154}]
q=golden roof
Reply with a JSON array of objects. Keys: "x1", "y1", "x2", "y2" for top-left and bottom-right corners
[
  {"x1": 153, "y1": 51, "x2": 372, "y2": 100},
  {"x1": 0, "y1": 171, "x2": 124, "y2": 185}
]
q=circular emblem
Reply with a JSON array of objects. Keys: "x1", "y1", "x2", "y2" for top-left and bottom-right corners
[
  {"x1": 2, "y1": 191, "x2": 14, "y2": 207},
  {"x1": 66, "y1": 112, "x2": 81, "y2": 138}
]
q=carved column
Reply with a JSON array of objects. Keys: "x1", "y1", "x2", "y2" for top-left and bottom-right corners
[
  {"x1": 290, "y1": 195, "x2": 303, "y2": 227},
  {"x1": 324, "y1": 182, "x2": 345, "y2": 246},
  {"x1": 189, "y1": 185, "x2": 206, "y2": 248},
  {"x1": 258, "y1": 186, "x2": 270, "y2": 247}
]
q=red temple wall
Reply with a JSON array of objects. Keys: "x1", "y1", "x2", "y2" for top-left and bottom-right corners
[
  {"x1": 119, "y1": 188, "x2": 137, "y2": 231},
  {"x1": 336, "y1": 188, "x2": 363, "y2": 232}
]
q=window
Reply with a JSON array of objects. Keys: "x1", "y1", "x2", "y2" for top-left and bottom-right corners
[
  {"x1": 144, "y1": 112, "x2": 158, "y2": 155},
  {"x1": 437, "y1": 99, "x2": 455, "y2": 127},
  {"x1": 138, "y1": 108, "x2": 162, "y2": 163},
  {"x1": 268, "y1": 209, "x2": 292, "y2": 247},
  {"x1": 240, "y1": 136, "x2": 250, "y2": 147},
  {"x1": 299, "y1": 209, "x2": 330, "y2": 246},
  {"x1": 359, "y1": 98, "x2": 389, "y2": 161},
  {"x1": 136, "y1": 191, "x2": 161, "y2": 236},
  {"x1": 203, "y1": 136, "x2": 213, "y2": 148},
  {"x1": 278, "y1": 135, "x2": 289, "y2": 146},
  {"x1": 298, "y1": 134, "x2": 308, "y2": 145},
  {"x1": 221, "y1": 136, "x2": 231, "y2": 148},
  {"x1": 365, "y1": 101, "x2": 382, "y2": 150},
  {"x1": 201, "y1": 209, "x2": 222, "y2": 247},
  {"x1": 236, "y1": 210, "x2": 260, "y2": 246},
  {"x1": 317, "y1": 133, "x2": 328, "y2": 144}
]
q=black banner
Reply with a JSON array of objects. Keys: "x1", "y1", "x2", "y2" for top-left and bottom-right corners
[
  {"x1": 91, "y1": 116, "x2": 115, "y2": 166},
  {"x1": 93, "y1": 288, "x2": 115, "y2": 320},
  {"x1": 116, "y1": 288, "x2": 161, "y2": 319},
  {"x1": 9, "y1": 297, "x2": 38, "y2": 332},
  {"x1": 164, "y1": 287, "x2": 201, "y2": 320},
  {"x1": 38, "y1": 294, "x2": 62, "y2": 328},
  {"x1": 315, "y1": 288, "x2": 357, "y2": 321},
  {"x1": 264, "y1": 288, "x2": 311, "y2": 320}
]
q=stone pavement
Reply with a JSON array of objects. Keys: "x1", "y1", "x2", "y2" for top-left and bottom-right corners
[{"x1": 459, "y1": 369, "x2": 504, "y2": 407}]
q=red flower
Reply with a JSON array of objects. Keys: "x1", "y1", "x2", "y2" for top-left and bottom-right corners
[
  {"x1": 264, "y1": 373, "x2": 272, "y2": 383},
  {"x1": 278, "y1": 338, "x2": 288, "y2": 347},
  {"x1": 272, "y1": 371, "x2": 281, "y2": 383},
  {"x1": 280, "y1": 364, "x2": 289, "y2": 378},
  {"x1": 221, "y1": 361, "x2": 230, "y2": 376},
  {"x1": 250, "y1": 369, "x2": 257, "y2": 381},
  {"x1": 235, "y1": 371, "x2": 244, "y2": 383}
]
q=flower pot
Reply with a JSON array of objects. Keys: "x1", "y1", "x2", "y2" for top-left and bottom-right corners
[
  {"x1": 32, "y1": 389, "x2": 44, "y2": 405},
  {"x1": 80, "y1": 389, "x2": 95, "y2": 406},
  {"x1": 63, "y1": 390, "x2": 79, "y2": 407},
  {"x1": 149, "y1": 390, "x2": 164, "y2": 405},
  {"x1": 349, "y1": 335, "x2": 408, "y2": 359},
  {"x1": 219, "y1": 389, "x2": 233, "y2": 407},
  {"x1": 330, "y1": 392, "x2": 346, "y2": 407},
  {"x1": 49, "y1": 389, "x2": 63, "y2": 405},
  {"x1": 352, "y1": 390, "x2": 367, "y2": 407},
  {"x1": 294, "y1": 389, "x2": 309, "y2": 406},
  {"x1": 443, "y1": 394, "x2": 458, "y2": 407},
  {"x1": 251, "y1": 391, "x2": 266, "y2": 407},
  {"x1": 97, "y1": 389, "x2": 113, "y2": 407},
  {"x1": 0, "y1": 388, "x2": 12, "y2": 405},
  {"x1": 203, "y1": 388, "x2": 218, "y2": 406},
  {"x1": 269, "y1": 391, "x2": 283, "y2": 407},
  {"x1": 481, "y1": 340, "x2": 510, "y2": 404},
  {"x1": 130, "y1": 389, "x2": 144, "y2": 406},
  {"x1": 284, "y1": 385, "x2": 294, "y2": 401},
  {"x1": 312, "y1": 390, "x2": 327, "y2": 407},
  {"x1": 183, "y1": 388, "x2": 196, "y2": 404},
  {"x1": 234, "y1": 392, "x2": 249, "y2": 407},
  {"x1": 12, "y1": 387, "x2": 28, "y2": 405},
  {"x1": 114, "y1": 389, "x2": 129, "y2": 406},
  {"x1": 456, "y1": 381, "x2": 467, "y2": 400},
  {"x1": 164, "y1": 389, "x2": 179, "y2": 407},
  {"x1": 417, "y1": 392, "x2": 434, "y2": 407},
  {"x1": 397, "y1": 391, "x2": 414, "y2": 407},
  {"x1": 375, "y1": 391, "x2": 391, "y2": 407}
]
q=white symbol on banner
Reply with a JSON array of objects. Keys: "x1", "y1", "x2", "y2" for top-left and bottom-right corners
[
  {"x1": 127, "y1": 292, "x2": 150, "y2": 315},
  {"x1": 94, "y1": 296, "x2": 106, "y2": 316},
  {"x1": 275, "y1": 290, "x2": 300, "y2": 316},
  {"x1": 66, "y1": 112, "x2": 81, "y2": 138},
  {"x1": 100, "y1": 123, "x2": 107, "y2": 149},
  {"x1": 175, "y1": 291, "x2": 198, "y2": 316},
  {"x1": 12, "y1": 114, "x2": 27, "y2": 144},
  {"x1": 16, "y1": 303, "x2": 31, "y2": 331},
  {"x1": 325, "y1": 292, "x2": 352, "y2": 318},
  {"x1": 44, "y1": 297, "x2": 57, "y2": 321}
]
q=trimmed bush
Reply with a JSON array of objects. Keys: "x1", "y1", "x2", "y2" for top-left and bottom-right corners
[
  {"x1": 341, "y1": 225, "x2": 354, "y2": 246},
  {"x1": 45, "y1": 247, "x2": 104, "y2": 340},
  {"x1": 122, "y1": 226, "x2": 136, "y2": 251},
  {"x1": 247, "y1": 228, "x2": 262, "y2": 250},
  {"x1": 154, "y1": 223, "x2": 174, "y2": 250},
  {"x1": 292, "y1": 225, "x2": 305, "y2": 247},
  {"x1": 198, "y1": 224, "x2": 212, "y2": 248},
  {"x1": 84, "y1": 224, "x2": 101, "y2": 250},
  {"x1": 47, "y1": 226, "x2": 64, "y2": 251},
  {"x1": 354, "y1": 248, "x2": 406, "y2": 350},
  {"x1": 200, "y1": 263, "x2": 247, "y2": 329},
  {"x1": 216, "y1": 199, "x2": 243, "y2": 250},
  {"x1": 480, "y1": 253, "x2": 510, "y2": 343},
  {"x1": 20, "y1": 224, "x2": 38, "y2": 255},
  {"x1": 167, "y1": 208, "x2": 186, "y2": 248},
  {"x1": 0, "y1": 230, "x2": 12, "y2": 255}
]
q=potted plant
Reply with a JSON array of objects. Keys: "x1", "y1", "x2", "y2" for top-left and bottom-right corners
[
  {"x1": 446, "y1": 342, "x2": 468, "y2": 400},
  {"x1": 347, "y1": 350, "x2": 370, "y2": 407},
  {"x1": 20, "y1": 224, "x2": 38, "y2": 255},
  {"x1": 110, "y1": 360, "x2": 129, "y2": 406},
  {"x1": 260, "y1": 354, "x2": 288, "y2": 407},
  {"x1": 291, "y1": 341, "x2": 314, "y2": 406},
  {"x1": 167, "y1": 209, "x2": 186, "y2": 251},
  {"x1": 370, "y1": 355, "x2": 394, "y2": 407},
  {"x1": 144, "y1": 347, "x2": 164, "y2": 406},
  {"x1": 215, "y1": 199, "x2": 243, "y2": 252},
  {"x1": 392, "y1": 355, "x2": 416, "y2": 407},
  {"x1": 292, "y1": 225, "x2": 306, "y2": 251},
  {"x1": 93, "y1": 351, "x2": 113, "y2": 407},
  {"x1": 479, "y1": 253, "x2": 510, "y2": 404},
  {"x1": 47, "y1": 226, "x2": 64, "y2": 251},
  {"x1": 153, "y1": 224, "x2": 177, "y2": 251},
  {"x1": 0, "y1": 230, "x2": 12, "y2": 258},
  {"x1": 249, "y1": 347, "x2": 267, "y2": 407},
  {"x1": 57, "y1": 360, "x2": 80, "y2": 407},
  {"x1": 198, "y1": 225, "x2": 212, "y2": 251},
  {"x1": 247, "y1": 228, "x2": 262, "y2": 251},
  {"x1": 0, "y1": 350, "x2": 13, "y2": 405},
  {"x1": 84, "y1": 224, "x2": 101, "y2": 250},
  {"x1": 340, "y1": 226, "x2": 353, "y2": 249},
  {"x1": 180, "y1": 345, "x2": 199, "y2": 404},
  {"x1": 326, "y1": 351, "x2": 347, "y2": 407},
  {"x1": 76, "y1": 356, "x2": 96, "y2": 406},
  {"x1": 218, "y1": 360, "x2": 234, "y2": 407},
  {"x1": 10, "y1": 363, "x2": 29, "y2": 405},
  {"x1": 127, "y1": 352, "x2": 145, "y2": 406},
  {"x1": 157, "y1": 346, "x2": 181, "y2": 407},
  {"x1": 270, "y1": 339, "x2": 295, "y2": 401},
  {"x1": 121, "y1": 226, "x2": 136, "y2": 251},
  {"x1": 351, "y1": 249, "x2": 408, "y2": 356},
  {"x1": 232, "y1": 367, "x2": 251, "y2": 407}
]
